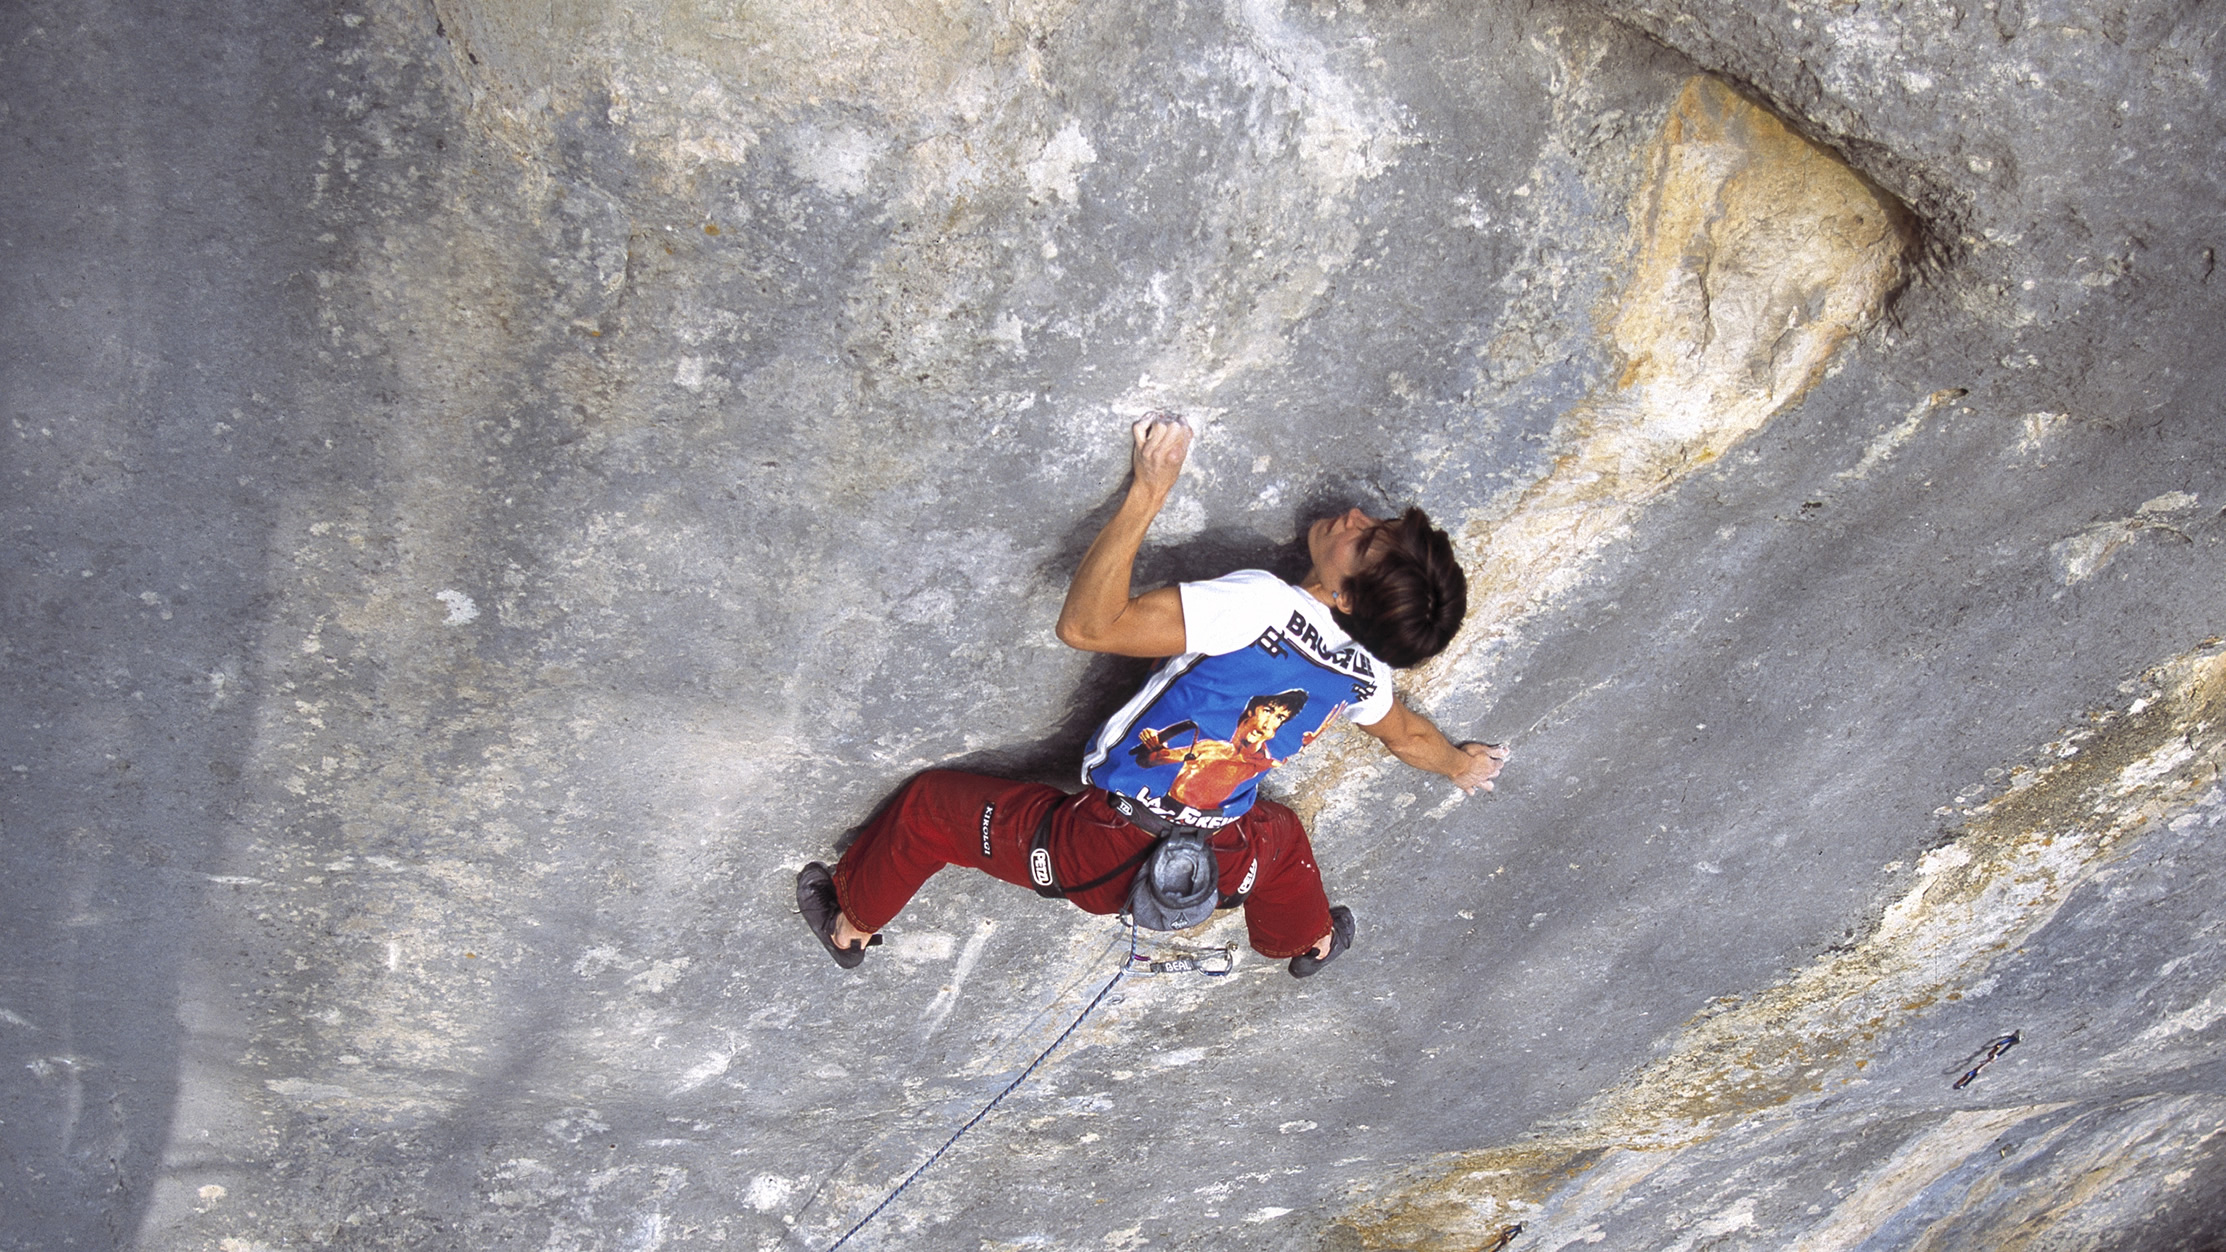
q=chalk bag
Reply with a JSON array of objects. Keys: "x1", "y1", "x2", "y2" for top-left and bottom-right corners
[{"x1": 1128, "y1": 829, "x2": 1219, "y2": 931}]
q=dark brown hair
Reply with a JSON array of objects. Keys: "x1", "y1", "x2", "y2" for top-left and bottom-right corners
[
  {"x1": 1242, "y1": 689, "x2": 1311, "y2": 719},
  {"x1": 1331, "y1": 507, "x2": 1467, "y2": 669}
]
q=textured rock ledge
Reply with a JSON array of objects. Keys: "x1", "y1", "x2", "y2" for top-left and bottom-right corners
[{"x1": 3, "y1": 0, "x2": 2222, "y2": 1249}]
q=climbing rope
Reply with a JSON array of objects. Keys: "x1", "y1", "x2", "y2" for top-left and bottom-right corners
[{"x1": 823, "y1": 920, "x2": 1199, "y2": 1251}]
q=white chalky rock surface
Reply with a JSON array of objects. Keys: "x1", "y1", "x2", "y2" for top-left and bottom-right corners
[{"x1": 3, "y1": 1, "x2": 2223, "y2": 1249}]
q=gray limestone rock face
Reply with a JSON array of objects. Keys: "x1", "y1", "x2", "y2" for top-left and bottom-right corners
[{"x1": 1, "y1": 1, "x2": 2221, "y2": 1250}]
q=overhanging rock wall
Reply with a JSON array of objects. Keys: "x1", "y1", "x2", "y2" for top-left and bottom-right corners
[{"x1": 2, "y1": 1, "x2": 2222, "y2": 1249}]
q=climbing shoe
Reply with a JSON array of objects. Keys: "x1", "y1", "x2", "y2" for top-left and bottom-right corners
[
  {"x1": 1288, "y1": 905, "x2": 1354, "y2": 978},
  {"x1": 797, "y1": 861, "x2": 881, "y2": 969}
]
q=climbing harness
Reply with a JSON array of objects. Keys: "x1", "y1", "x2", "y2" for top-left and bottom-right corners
[
  {"x1": 1026, "y1": 798, "x2": 1154, "y2": 902},
  {"x1": 819, "y1": 918, "x2": 1229, "y2": 1250},
  {"x1": 1031, "y1": 793, "x2": 1252, "y2": 934}
]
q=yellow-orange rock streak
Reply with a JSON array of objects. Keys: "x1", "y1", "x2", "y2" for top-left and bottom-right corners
[
  {"x1": 1336, "y1": 642, "x2": 2226, "y2": 1248},
  {"x1": 1420, "y1": 76, "x2": 1910, "y2": 694}
]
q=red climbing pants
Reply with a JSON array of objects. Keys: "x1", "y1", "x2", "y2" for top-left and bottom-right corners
[{"x1": 829, "y1": 770, "x2": 1334, "y2": 959}]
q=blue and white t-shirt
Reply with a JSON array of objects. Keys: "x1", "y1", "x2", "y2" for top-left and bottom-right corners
[{"x1": 1080, "y1": 570, "x2": 1394, "y2": 828}]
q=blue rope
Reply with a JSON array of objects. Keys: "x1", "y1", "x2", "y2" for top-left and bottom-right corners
[{"x1": 823, "y1": 920, "x2": 1142, "y2": 1251}]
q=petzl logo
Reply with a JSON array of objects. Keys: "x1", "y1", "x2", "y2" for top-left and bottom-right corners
[
  {"x1": 1029, "y1": 847, "x2": 1054, "y2": 889},
  {"x1": 979, "y1": 803, "x2": 996, "y2": 858}
]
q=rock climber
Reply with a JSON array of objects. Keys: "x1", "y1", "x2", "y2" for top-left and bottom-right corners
[{"x1": 797, "y1": 412, "x2": 1509, "y2": 976}]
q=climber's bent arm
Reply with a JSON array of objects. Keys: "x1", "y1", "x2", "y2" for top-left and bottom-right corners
[{"x1": 1055, "y1": 417, "x2": 1191, "y2": 658}]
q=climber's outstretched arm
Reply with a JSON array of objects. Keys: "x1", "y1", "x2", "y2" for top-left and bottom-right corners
[
  {"x1": 1359, "y1": 698, "x2": 1509, "y2": 794},
  {"x1": 1054, "y1": 415, "x2": 1191, "y2": 658}
]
